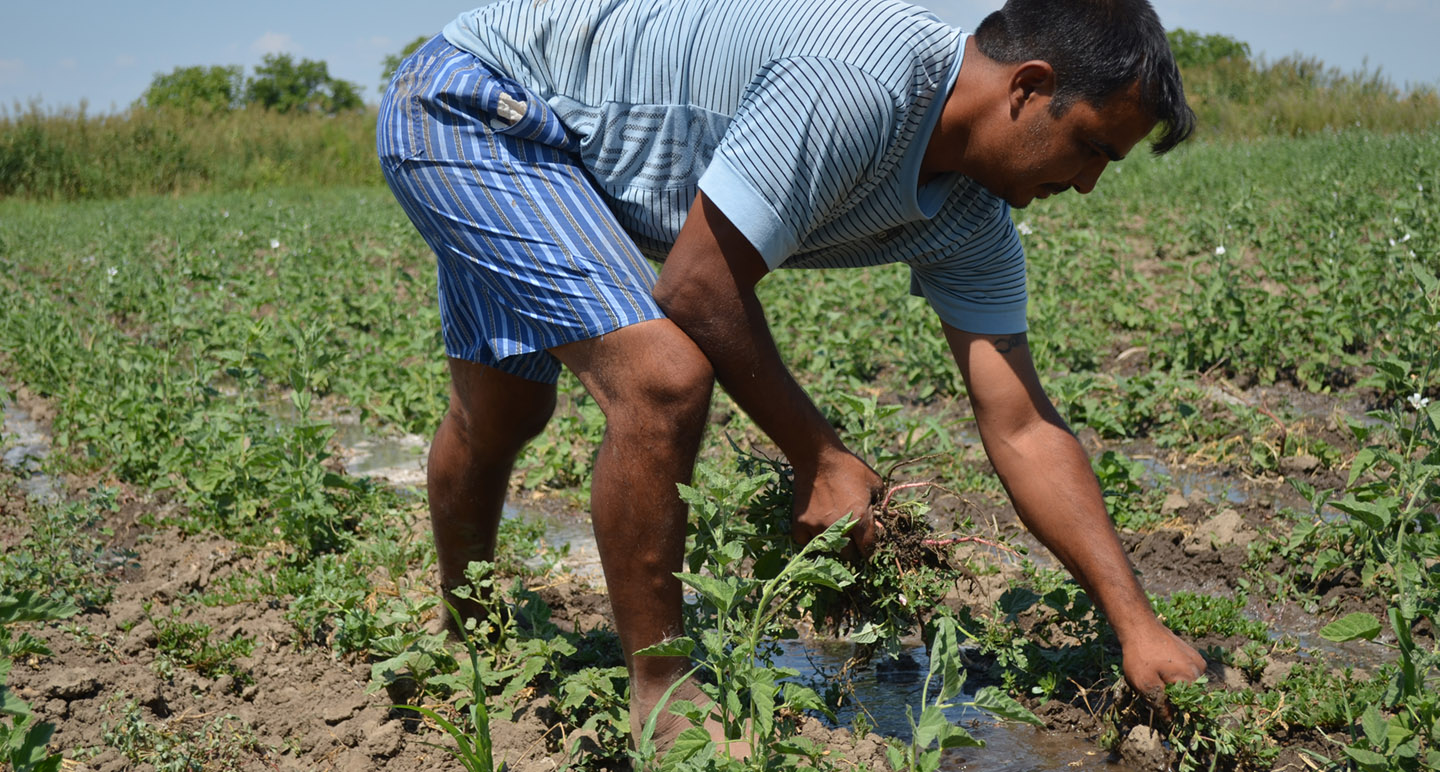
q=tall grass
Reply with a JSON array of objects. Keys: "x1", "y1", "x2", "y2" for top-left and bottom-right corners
[
  {"x1": 0, "y1": 102, "x2": 380, "y2": 200},
  {"x1": 1183, "y1": 55, "x2": 1440, "y2": 139},
  {"x1": 3, "y1": 49, "x2": 1437, "y2": 201}
]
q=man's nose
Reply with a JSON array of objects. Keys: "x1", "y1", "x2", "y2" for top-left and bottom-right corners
[{"x1": 1071, "y1": 159, "x2": 1110, "y2": 195}]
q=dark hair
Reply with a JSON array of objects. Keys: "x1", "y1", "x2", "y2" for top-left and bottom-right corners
[{"x1": 973, "y1": 0, "x2": 1195, "y2": 154}]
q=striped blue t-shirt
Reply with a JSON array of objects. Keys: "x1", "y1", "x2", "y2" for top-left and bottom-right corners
[{"x1": 444, "y1": 0, "x2": 1027, "y2": 334}]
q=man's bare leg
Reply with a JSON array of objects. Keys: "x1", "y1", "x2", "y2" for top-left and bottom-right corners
[
  {"x1": 428, "y1": 358, "x2": 556, "y2": 630},
  {"x1": 551, "y1": 319, "x2": 746, "y2": 757}
]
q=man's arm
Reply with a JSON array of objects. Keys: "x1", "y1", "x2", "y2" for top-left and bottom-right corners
[
  {"x1": 944, "y1": 324, "x2": 1205, "y2": 700},
  {"x1": 653, "y1": 192, "x2": 879, "y2": 555}
]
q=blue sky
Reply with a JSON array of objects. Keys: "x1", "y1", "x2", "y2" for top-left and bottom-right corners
[{"x1": 3, "y1": 0, "x2": 1437, "y2": 114}]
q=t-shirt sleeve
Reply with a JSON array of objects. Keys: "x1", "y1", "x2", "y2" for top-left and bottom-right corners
[
  {"x1": 908, "y1": 198, "x2": 1028, "y2": 334},
  {"x1": 698, "y1": 57, "x2": 895, "y2": 269}
]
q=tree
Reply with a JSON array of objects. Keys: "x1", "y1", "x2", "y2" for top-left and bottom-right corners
[
  {"x1": 244, "y1": 54, "x2": 363, "y2": 114},
  {"x1": 380, "y1": 35, "x2": 431, "y2": 89},
  {"x1": 1167, "y1": 29, "x2": 1251, "y2": 70},
  {"x1": 139, "y1": 65, "x2": 244, "y2": 113}
]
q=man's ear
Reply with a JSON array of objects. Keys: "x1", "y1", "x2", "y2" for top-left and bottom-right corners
[{"x1": 1007, "y1": 60, "x2": 1056, "y2": 117}]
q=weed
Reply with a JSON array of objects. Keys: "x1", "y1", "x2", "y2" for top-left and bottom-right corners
[
  {"x1": 146, "y1": 605, "x2": 255, "y2": 683},
  {"x1": 1, "y1": 591, "x2": 79, "y2": 772},
  {"x1": 885, "y1": 617, "x2": 1042, "y2": 772},
  {"x1": 99, "y1": 698, "x2": 270, "y2": 772}
]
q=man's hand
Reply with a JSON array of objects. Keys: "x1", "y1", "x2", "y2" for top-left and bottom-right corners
[
  {"x1": 1121, "y1": 623, "x2": 1207, "y2": 719},
  {"x1": 656, "y1": 193, "x2": 884, "y2": 562},
  {"x1": 791, "y1": 449, "x2": 882, "y2": 559}
]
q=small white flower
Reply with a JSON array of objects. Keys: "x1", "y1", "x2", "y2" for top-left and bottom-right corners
[
  {"x1": 222, "y1": 210, "x2": 229, "y2": 218},
  {"x1": 107, "y1": 266, "x2": 118, "y2": 279},
  {"x1": 898, "y1": 594, "x2": 908, "y2": 607},
  {"x1": 1409, "y1": 393, "x2": 1430, "y2": 411},
  {"x1": 1401, "y1": 233, "x2": 1412, "y2": 243},
  {"x1": 1420, "y1": 184, "x2": 1426, "y2": 193},
  {"x1": 1215, "y1": 245, "x2": 1227, "y2": 256},
  {"x1": 1017, "y1": 221, "x2": 1034, "y2": 236},
  {"x1": 270, "y1": 239, "x2": 280, "y2": 249},
  {"x1": 1390, "y1": 238, "x2": 1397, "y2": 247},
  {"x1": 1394, "y1": 216, "x2": 1402, "y2": 225}
]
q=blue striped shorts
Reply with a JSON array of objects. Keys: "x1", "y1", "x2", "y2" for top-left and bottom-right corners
[{"x1": 377, "y1": 36, "x2": 665, "y2": 384}]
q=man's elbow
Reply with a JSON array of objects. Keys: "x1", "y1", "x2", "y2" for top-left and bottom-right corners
[{"x1": 652, "y1": 270, "x2": 711, "y2": 330}]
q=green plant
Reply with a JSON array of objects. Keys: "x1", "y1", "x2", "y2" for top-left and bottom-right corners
[
  {"x1": 394, "y1": 600, "x2": 500, "y2": 772},
  {"x1": 636, "y1": 500, "x2": 858, "y2": 769},
  {"x1": 147, "y1": 605, "x2": 256, "y2": 682},
  {"x1": 1, "y1": 592, "x2": 79, "y2": 772},
  {"x1": 100, "y1": 698, "x2": 269, "y2": 772},
  {"x1": 1315, "y1": 604, "x2": 1439, "y2": 769},
  {"x1": 1092, "y1": 450, "x2": 1168, "y2": 531},
  {"x1": 885, "y1": 617, "x2": 1042, "y2": 772}
]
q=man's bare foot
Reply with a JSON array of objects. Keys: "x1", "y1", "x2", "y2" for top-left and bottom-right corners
[{"x1": 632, "y1": 676, "x2": 752, "y2": 761}]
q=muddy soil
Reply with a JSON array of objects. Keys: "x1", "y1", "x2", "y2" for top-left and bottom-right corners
[
  {"x1": 3, "y1": 478, "x2": 893, "y2": 771},
  {"x1": 3, "y1": 377, "x2": 1395, "y2": 771}
]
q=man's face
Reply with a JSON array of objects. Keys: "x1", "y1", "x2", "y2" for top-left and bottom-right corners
[{"x1": 985, "y1": 83, "x2": 1157, "y2": 209}]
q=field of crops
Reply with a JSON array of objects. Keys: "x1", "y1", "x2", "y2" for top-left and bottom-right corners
[{"x1": 2, "y1": 125, "x2": 1437, "y2": 772}]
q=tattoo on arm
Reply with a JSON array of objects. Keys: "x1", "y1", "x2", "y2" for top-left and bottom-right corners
[{"x1": 993, "y1": 334, "x2": 1026, "y2": 355}]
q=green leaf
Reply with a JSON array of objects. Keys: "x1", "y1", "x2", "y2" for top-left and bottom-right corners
[
  {"x1": 1319, "y1": 612, "x2": 1382, "y2": 642},
  {"x1": 782, "y1": 683, "x2": 835, "y2": 722},
  {"x1": 1, "y1": 684, "x2": 35, "y2": 718},
  {"x1": 0, "y1": 592, "x2": 79, "y2": 626},
  {"x1": 998, "y1": 587, "x2": 1040, "y2": 616},
  {"x1": 633, "y1": 637, "x2": 695, "y2": 658},
  {"x1": 851, "y1": 622, "x2": 882, "y2": 645},
  {"x1": 973, "y1": 686, "x2": 1045, "y2": 726},
  {"x1": 6, "y1": 717, "x2": 58, "y2": 770},
  {"x1": 936, "y1": 722, "x2": 983, "y2": 749},
  {"x1": 913, "y1": 704, "x2": 949, "y2": 750},
  {"x1": 1360, "y1": 704, "x2": 1387, "y2": 748},
  {"x1": 1409, "y1": 262, "x2": 1439, "y2": 293},
  {"x1": 750, "y1": 670, "x2": 777, "y2": 739},
  {"x1": 660, "y1": 727, "x2": 714, "y2": 770},
  {"x1": 1342, "y1": 745, "x2": 1389, "y2": 768},
  {"x1": 1330, "y1": 495, "x2": 1394, "y2": 532},
  {"x1": 930, "y1": 618, "x2": 963, "y2": 702},
  {"x1": 786, "y1": 558, "x2": 854, "y2": 591},
  {"x1": 676, "y1": 573, "x2": 737, "y2": 614},
  {"x1": 1346, "y1": 448, "x2": 1380, "y2": 488}
]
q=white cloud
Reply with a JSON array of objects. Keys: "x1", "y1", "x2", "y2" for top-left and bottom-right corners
[
  {"x1": 0, "y1": 59, "x2": 25, "y2": 86},
  {"x1": 251, "y1": 32, "x2": 299, "y2": 56},
  {"x1": 114, "y1": 54, "x2": 137, "y2": 68}
]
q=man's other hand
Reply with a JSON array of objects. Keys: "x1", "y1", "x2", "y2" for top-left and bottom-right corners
[
  {"x1": 1122, "y1": 624, "x2": 1207, "y2": 719},
  {"x1": 791, "y1": 449, "x2": 882, "y2": 559}
]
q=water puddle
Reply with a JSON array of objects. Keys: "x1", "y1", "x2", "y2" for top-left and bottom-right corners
[
  {"x1": 1, "y1": 391, "x2": 61, "y2": 504},
  {"x1": 1134, "y1": 456, "x2": 1248, "y2": 506},
  {"x1": 332, "y1": 419, "x2": 429, "y2": 487},
  {"x1": 773, "y1": 639, "x2": 1135, "y2": 771}
]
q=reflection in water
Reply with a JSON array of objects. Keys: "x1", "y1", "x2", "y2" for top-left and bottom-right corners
[
  {"x1": 772, "y1": 639, "x2": 1135, "y2": 771},
  {"x1": 1, "y1": 396, "x2": 61, "y2": 504}
]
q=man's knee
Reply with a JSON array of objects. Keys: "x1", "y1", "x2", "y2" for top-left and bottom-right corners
[
  {"x1": 446, "y1": 391, "x2": 555, "y2": 448},
  {"x1": 636, "y1": 348, "x2": 713, "y2": 419},
  {"x1": 444, "y1": 363, "x2": 558, "y2": 452}
]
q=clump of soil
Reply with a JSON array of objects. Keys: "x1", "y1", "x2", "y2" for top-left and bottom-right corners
[{"x1": 2, "y1": 473, "x2": 891, "y2": 772}]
